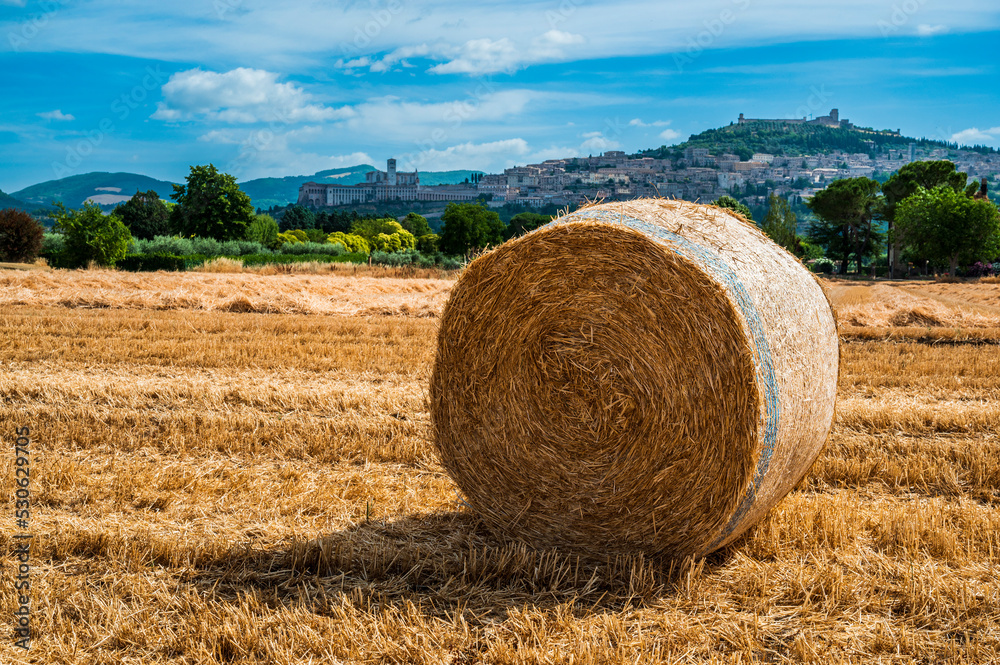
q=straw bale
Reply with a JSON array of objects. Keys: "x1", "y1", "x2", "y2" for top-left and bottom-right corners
[{"x1": 430, "y1": 199, "x2": 839, "y2": 558}]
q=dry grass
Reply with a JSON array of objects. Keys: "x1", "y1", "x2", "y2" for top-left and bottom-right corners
[
  {"x1": 193, "y1": 257, "x2": 245, "y2": 273},
  {"x1": 2, "y1": 295, "x2": 1000, "y2": 663},
  {"x1": 0, "y1": 269, "x2": 453, "y2": 317},
  {"x1": 0, "y1": 261, "x2": 50, "y2": 271},
  {"x1": 7, "y1": 268, "x2": 1000, "y2": 330},
  {"x1": 824, "y1": 279, "x2": 1000, "y2": 344}
]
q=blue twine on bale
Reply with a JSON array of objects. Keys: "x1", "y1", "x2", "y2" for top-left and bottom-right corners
[{"x1": 549, "y1": 209, "x2": 780, "y2": 548}]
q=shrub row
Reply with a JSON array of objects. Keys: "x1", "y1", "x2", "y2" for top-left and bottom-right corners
[
  {"x1": 111, "y1": 250, "x2": 463, "y2": 272},
  {"x1": 370, "y1": 249, "x2": 463, "y2": 270},
  {"x1": 117, "y1": 253, "x2": 209, "y2": 271},
  {"x1": 130, "y1": 237, "x2": 270, "y2": 257},
  {"x1": 129, "y1": 236, "x2": 352, "y2": 257}
]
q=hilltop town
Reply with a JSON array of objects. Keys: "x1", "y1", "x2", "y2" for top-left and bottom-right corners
[{"x1": 297, "y1": 110, "x2": 1000, "y2": 213}]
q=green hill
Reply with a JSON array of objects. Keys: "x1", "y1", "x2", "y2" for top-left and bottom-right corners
[
  {"x1": 239, "y1": 166, "x2": 375, "y2": 210},
  {"x1": 11, "y1": 172, "x2": 178, "y2": 209},
  {"x1": 0, "y1": 189, "x2": 33, "y2": 212},
  {"x1": 637, "y1": 123, "x2": 994, "y2": 161}
]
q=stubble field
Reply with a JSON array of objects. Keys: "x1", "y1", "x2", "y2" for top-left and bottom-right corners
[{"x1": 1, "y1": 271, "x2": 999, "y2": 663}]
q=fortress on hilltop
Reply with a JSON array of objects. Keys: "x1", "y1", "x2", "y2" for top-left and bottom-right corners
[{"x1": 737, "y1": 108, "x2": 855, "y2": 130}]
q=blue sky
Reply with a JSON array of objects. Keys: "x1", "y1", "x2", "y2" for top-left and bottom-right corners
[{"x1": 1, "y1": 0, "x2": 998, "y2": 191}]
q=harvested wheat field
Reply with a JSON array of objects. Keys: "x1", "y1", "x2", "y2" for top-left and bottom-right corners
[
  {"x1": 0, "y1": 266, "x2": 453, "y2": 317},
  {"x1": 826, "y1": 278, "x2": 1000, "y2": 341},
  {"x1": 1, "y1": 270, "x2": 999, "y2": 663}
]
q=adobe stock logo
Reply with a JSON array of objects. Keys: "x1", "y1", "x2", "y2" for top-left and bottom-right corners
[
  {"x1": 876, "y1": 0, "x2": 930, "y2": 36},
  {"x1": 7, "y1": 0, "x2": 64, "y2": 51}
]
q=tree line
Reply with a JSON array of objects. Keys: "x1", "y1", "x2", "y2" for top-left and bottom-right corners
[
  {"x1": 713, "y1": 160, "x2": 1000, "y2": 277},
  {"x1": 0, "y1": 164, "x2": 556, "y2": 268},
  {"x1": 5, "y1": 160, "x2": 996, "y2": 277},
  {"x1": 809, "y1": 161, "x2": 998, "y2": 276}
]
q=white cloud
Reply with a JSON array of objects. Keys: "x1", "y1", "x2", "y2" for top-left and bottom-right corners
[
  {"x1": 579, "y1": 133, "x2": 622, "y2": 153},
  {"x1": 402, "y1": 138, "x2": 531, "y2": 171},
  {"x1": 337, "y1": 56, "x2": 373, "y2": 70},
  {"x1": 230, "y1": 150, "x2": 378, "y2": 182},
  {"x1": 659, "y1": 128, "x2": 681, "y2": 142},
  {"x1": 427, "y1": 37, "x2": 520, "y2": 75},
  {"x1": 37, "y1": 109, "x2": 74, "y2": 121},
  {"x1": 5, "y1": 1, "x2": 999, "y2": 77},
  {"x1": 341, "y1": 90, "x2": 534, "y2": 142},
  {"x1": 630, "y1": 119, "x2": 672, "y2": 127},
  {"x1": 202, "y1": 122, "x2": 379, "y2": 180},
  {"x1": 152, "y1": 67, "x2": 353, "y2": 124},
  {"x1": 951, "y1": 127, "x2": 1000, "y2": 145},
  {"x1": 399, "y1": 133, "x2": 631, "y2": 173},
  {"x1": 916, "y1": 24, "x2": 948, "y2": 36},
  {"x1": 366, "y1": 44, "x2": 433, "y2": 73},
  {"x1": 327, "y1": 152, "x2": 376, "y2": 168},
  {"x1": 360, "y1": 29, "x2": 586, "y2": 76},
  {"x1": 197, "y1": 129, "x2": 241, "y2": 144}
]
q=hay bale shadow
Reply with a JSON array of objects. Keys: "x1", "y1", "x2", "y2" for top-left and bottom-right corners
[{"x1": 178, "y1": 511, "x2": 724, "y2": 621}]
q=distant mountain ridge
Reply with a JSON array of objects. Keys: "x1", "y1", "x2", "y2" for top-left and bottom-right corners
[
  {"x1": 0, "y1": 189, "x2": 32, "y2": 211},
  {"x1": 11, "y1": 172, "x2": 178, "y2": 212},
  {"x1": 8, "y1": 166, "x2": 485, "y2": 212}
]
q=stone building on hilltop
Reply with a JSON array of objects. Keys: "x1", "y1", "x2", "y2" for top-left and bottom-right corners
[
  {"x1": 737, "y1": 108, "x2": 855, "y2": 130},
  {"x1": 298, "y1": 158, "x2": 479, "y2": 207}
]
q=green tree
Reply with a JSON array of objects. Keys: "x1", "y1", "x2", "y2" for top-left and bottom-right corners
[
  {"x1": 882, "y1": 160, "x2": 968, "y2": 277},
  {"x1": 505, "y1": 212, "x2": 551, "y2": 239},
  {"x1": 314, "y1": 211, "x2": 330, "y2": 233},
  {"x1": 712, "y1": 195, "x2": 753, "y2": 222},
  {"x1": 327, "y1": 232, "x2": 370, "y2": 254},
  {"x1": 416, "y1": 233, "x2": 439, "y2": 253},
  {"x1": 374, "y1": 232, "x2": 402, "y2": 253},
  {"x1": 113, "y1": 190, "x2": 171, "y2": 240},
  {"x1": 799, "y1": 241, "x2": 826, "y2": 261},
  {"x1": 807, "y1": 177, "x2": 884, "y2": 274},
  {"x1": 53, "y1": 202, "x2": 131, "y2": 268},
  {"x1": 400, "y1": 212, "x2": 432, "y2": 238},
  {"x1": 350, "y1": 218, "x2": 415, "y2": 251},
  {"x1": 0, "y1": 208, "x2": 44, "y2": 263},
  {"x1": 247, "y1": 214, "x2": 280, "y2": 250},
  {"x1": 894, "y1": 187, "x2": 1000, "y2": 276},
  {"x1": 323, "y1": 210, "x2": 356, "y2": 234},
  {"x1": 439, "y1": 202, "x2": 506, "y2": 256},
  {"x1": 304, "y1": 228, "x2": 327, "y2": 243},
  {"x1": 169, "y1": 164, "x2": 254, "y2": 240},
  {"x1": 761, "y1": 194, "x2": 799, "y2": 254},
  {"x1": 280, "y1": 205, "x2": 315, "y2": 232}
]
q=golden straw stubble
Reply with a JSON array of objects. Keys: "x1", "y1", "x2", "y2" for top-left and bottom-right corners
[{"x1": 431, "y1": 221, "x2": 761, "y2": 559}]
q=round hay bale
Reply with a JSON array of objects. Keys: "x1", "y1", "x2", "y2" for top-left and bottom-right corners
[{"x1": 430, "y1": 199, "x2": 839, "y2": 559}]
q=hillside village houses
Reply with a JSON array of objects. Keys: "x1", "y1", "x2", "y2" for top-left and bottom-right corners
[{"x1": 299, "y1": 112, "x2": 1000, "y2": 210}]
